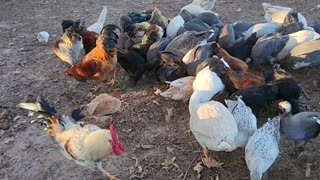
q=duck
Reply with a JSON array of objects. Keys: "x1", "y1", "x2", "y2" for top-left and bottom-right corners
[
  {"x1": 160, "y1": 76, "x2": 195, "y2": 102},
  {"x1": 182, "y1": 43, "x2": 214, "y2": 76},
  {"x1": 192, "y1": 0, "x2": 216, "y2": 10},
  {"x1": 71, "y1": 93, "x2": 121, "y2": 121},
  {"x1": 262, "y1": 3, "x2": 313, "y2": 31},
  {"x1": 280, "y1": 39, "x2": 320, "y2": 69},
  {"x1": 243, "y1": 22, "x2": 281, "y2": 40},
  {"x1": 87, "y1": 6, "x2": 108, "y2": 34},
  {"x1": 199, "y1": 54, "x2": 263, "y2": 96},
  {"x1": 251, "y1": 30, "x2": 320, "y2": 65},
  {"x1": 232, "y1": 20, "x2": 253, "y2": 39},
  {"x1": 225, "y1": 96, "x2": 257, "y2": 148},
  {"x1": 280, "y1": 9, "x2": 304, "y2": 35},
  {"x1": 166, "y1": 10, "x2": 193, "y2": 38},
  {"x1": 218, "y1": 24, "x2": 257, "y2": 61},
  {"x1": 230, "y1": 78, "x2": 301, "y2": 116},
  {"x1": 189, "y1": 64, "x2": 238, "y2": 164},
  {"x1": 245, "y1": 115, "x2": 281, "y2": 180},
  {"x1": 278, "y1": 101, "x2": 320, "y2": 149},
  {"x1": 146, "y1": 36, "x2": 173, "y2": 70},
  {"x1": 314, "y1": 19, "x2": 320, "y2": 34},
  {"x1": 181, "y1": 2, "x2": 218, "y2": 17},
  {"x1": 156, "y1": 30, "x2": 214, "y2": 82}
]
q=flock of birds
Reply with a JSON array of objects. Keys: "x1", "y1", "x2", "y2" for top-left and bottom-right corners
[{"x1": 22, "y1": 0, "x2": 320, "y2": 179}]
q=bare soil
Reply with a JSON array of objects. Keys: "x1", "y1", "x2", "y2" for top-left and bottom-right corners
[{"x1": 1, "y1": 0, "x2": 320, "y2": 179}]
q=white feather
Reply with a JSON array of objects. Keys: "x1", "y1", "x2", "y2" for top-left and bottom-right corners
[{"x1": 87, "y1": 6, "x2": 108, "y2": 34}]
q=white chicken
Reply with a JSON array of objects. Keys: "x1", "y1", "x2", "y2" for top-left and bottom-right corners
[
  {"x1": 245, "y1": 115, "x2": 281, "y2": 180},
  {"x1": 225, "y1": 96, "x2": 257, "y2": 148},
  {"x1": 18, "y1": 96, "x2": 124, "y2": 180},
  {"x1": 87, "y1": 6, "x2": 108, "y2": 34},
  {"x1": 160, "y1": 76, "x2": 195, "y2": 102},
  {"x1": 189, "y1": 61, "x2": 238, "y2": 165}
]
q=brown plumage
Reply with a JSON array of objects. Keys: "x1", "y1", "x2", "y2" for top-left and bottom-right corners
[
  {"x1": 211, "y1": 42, "x2": 248, "y2": 72},
  {"x1": 66, "y1": 24, "x2": 120, "y2": 84}
]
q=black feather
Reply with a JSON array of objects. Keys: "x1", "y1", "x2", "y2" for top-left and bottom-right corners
[{"x1": 37, "y1": 95, "x2": 57, "y2": 117}]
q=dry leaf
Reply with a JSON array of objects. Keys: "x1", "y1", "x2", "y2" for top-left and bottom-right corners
[
  {"x1": 161, "y1": 157, "x2": 176, "y2": 167},
  {"x1": 141, "y1": 144, "x2": 154, "y2": 149},
  {"x1": 165, "y1": 108, "x2": 173, "y2": 122},
  {"x1": 202, "y1": 157, "x2": 223, "y2": 168},
  {"x1": 167, "y1": 147, "x2": 174, "y2": 153},
  {"x1": 154, "y1": 88, "x2": 162, "y2": 95},
  {"x1": 236, "y1": 8, "x2": 241, "y2": 12},
  {"x1": 193, "y1": 162, "x2": 203, "y2": 174},
  {"x1": 305, "y1": 163, "x2": 312, "y2": 177}
]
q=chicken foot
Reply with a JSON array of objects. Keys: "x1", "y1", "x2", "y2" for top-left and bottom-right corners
[
  {"x1": 90, "y1": 69, "x2": 118, "y2": 92},
  {"x1": 98, "y1": 164, "x2": 119, "y2": 180},
  {"x1": 201, "y1": 148, "x2": 222, "y2": 168}
]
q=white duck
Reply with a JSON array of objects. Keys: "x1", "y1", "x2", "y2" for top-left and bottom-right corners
[
  {"x1": 181, "y1": 0, "x2": 218, "y2": 17},
  {"x1": 225, "y1": 96, "x2": 257, "y2": 148},
  {"x1": 252, "y1": 30, "x2": 320, "y2": 65},
  {"x1": 243, "y1": 22, "x2": 281, "y2": 40},
  {"x1": 166, "y1": 10, "x2": 192, "y2": 38},
  {"x1": 245, "y1": 115, "x2": 281, "y2": 180},
  {"x1": 160, "y1": 76, "x2": 195, "y2": 102},
  {"x1": 262, "y1": 3, "x2": 313, "y2": 31},
  {"x1": 189, "y1": 62, "x2": 238, "y2": 163},
  {"x1": 87, "y1": 6, "x2": 108, "y2": 34}
]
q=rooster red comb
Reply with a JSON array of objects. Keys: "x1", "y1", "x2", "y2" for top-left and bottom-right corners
[{"x1": 109, "y1": 124, "x2": 125, "y2": 156}]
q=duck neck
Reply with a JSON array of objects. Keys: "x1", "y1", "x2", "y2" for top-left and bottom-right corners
[{"x1": 189, "y1": 91, "x2": 214, "y2": 113}]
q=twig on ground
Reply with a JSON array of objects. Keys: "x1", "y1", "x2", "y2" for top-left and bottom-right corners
[{"x1": 182, "y1": 150, "x2": 201, "y2": 180}]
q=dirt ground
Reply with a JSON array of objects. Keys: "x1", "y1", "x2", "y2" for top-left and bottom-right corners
[{"x1": 1, "y1": 0, "x2": 320, "y2": 179}]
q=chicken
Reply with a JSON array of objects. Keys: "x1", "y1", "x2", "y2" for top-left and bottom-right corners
[
  {"x1": 71, "y1": 93, "x2": 121, "y2": 121},
  {"x1": 53, "y1": 28, "x2": 84, "y2": 65},
  {"x1": 66, "y1": 24, "x2": 120, "y2": 89},
  {"x1": 87, "y1": 6, "x2": 108, "y2": 34},
  {"x1": 66, "y1": 19, "x2": 100, "y2": 54},
  {"x1": 117, "y1": 25, "x2": 162, "y2": 86},
  {"x1": 245, "y1": 115, "x2": 280, "y2": 180},
  {"x1": 17, "y1": 95, "x2": 124, "y2": 180},
  {"x1": 148, "y1": 7, "x2": 168, "y2": 30}
]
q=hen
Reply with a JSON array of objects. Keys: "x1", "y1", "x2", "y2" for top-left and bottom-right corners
[
  {"x1": 117, "y1": 25, "x2": 162, "y2": 86},
  {"x1": 63, "y1": 19, "x2": 99, "y2": 54},
  {"x1": 17, "y1": 96, "x2": 124, "y2": 180},
  {"x1": 53, "y1": 28, "x2": 84, "y2": 65},
  {"x1": 66, "y1": 24, "x2": 120, "y2": 89}
]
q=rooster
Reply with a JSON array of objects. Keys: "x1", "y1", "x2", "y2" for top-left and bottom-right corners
[
  {"x1": 66, "y1": 24, "x2": 120, "y2": 90},
  {"x1": 17, "y1": 95, "x2": 124, "y2": 180}
]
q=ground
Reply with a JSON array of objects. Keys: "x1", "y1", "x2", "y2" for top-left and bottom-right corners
[{"x1": 0, "y1": 0, "x2": 320, "y2": 179}]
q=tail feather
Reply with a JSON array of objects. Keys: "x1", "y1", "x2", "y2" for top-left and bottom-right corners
[
  {"x1": 98, "y1": 24, "x2": 120, "y2": 55},
  {"x1": 110, "y1": 124, "x2": 125, "y2": 156},
  {"x1": 17, "y1": 95, "x2": 56, "y2": 118}
]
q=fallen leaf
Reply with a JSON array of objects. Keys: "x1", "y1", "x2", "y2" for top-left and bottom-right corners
[
  {"x1": 154, "y1": 88, "x2": 161, "y2": 95},
  {"x1": 236, "y1": 8, "x2": 241, "y2": 11},
  {"x1": 165, "y1": 108, "x2": 173, "y2": 122},
  {"x1": 161, "y1": 157, "x2": 176, "y2": 167},
  {"x1": 305, "y1": 163, "x2": 312, "y2": 177},
  {"x1": 167, "y1": 147, "x2": 174, "y2": 153},
  {"x1": 202, "y1": 157, "x2": 223, "y2": 168},
  {"x1": 141, "y1": 144, "x2": 154, "y2": 149},
  {"x1": 193, "y1": 162, "x2": 203, "y2": 174}
]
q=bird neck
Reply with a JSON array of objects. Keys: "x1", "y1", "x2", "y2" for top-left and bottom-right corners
[{"x1": 189, "y1": 91, "x2": 214, "y2": 113}]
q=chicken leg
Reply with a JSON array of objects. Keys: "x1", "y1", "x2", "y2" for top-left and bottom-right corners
[
  {"x1": 98, "y1": 164, "x2": 119, "y2": 180},
  {"x1": 201, "y1": 148, "x2": 222, "y2": 168},
  {"x1": 91, "y1": 68, "x2": 118, "y2": 92},
  {"x1": 106, "y1": 68, "x2": 118, "y2": 87}
]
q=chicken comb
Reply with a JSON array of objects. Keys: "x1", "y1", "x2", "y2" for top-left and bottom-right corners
[{"x1": 109, "y1": 124, "x2": 120, "y2": 144}]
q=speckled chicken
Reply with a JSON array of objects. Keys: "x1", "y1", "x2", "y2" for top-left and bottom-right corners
[
  {"x1": 17, "y1": 96, "x2": 124, "y2": 180},
  {"x1": 245, "y1": 115, "x2": 281, "y2": 180}
]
